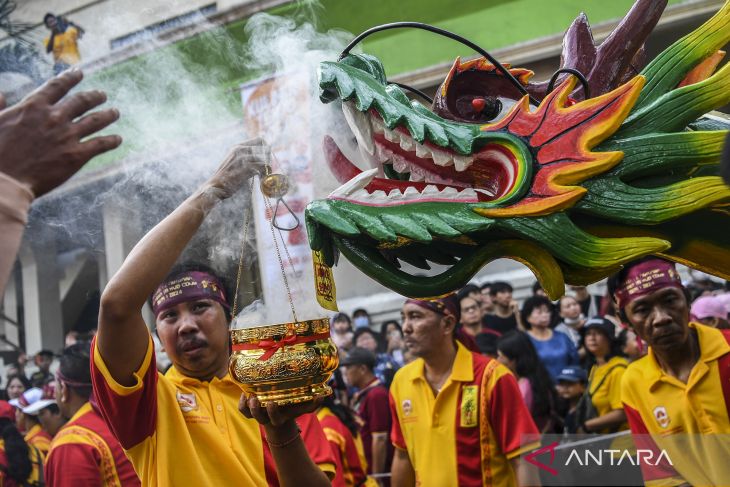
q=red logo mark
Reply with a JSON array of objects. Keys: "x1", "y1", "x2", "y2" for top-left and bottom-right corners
[{"x1": 525, "y1": 441, "x2": 559, "y2": 476}]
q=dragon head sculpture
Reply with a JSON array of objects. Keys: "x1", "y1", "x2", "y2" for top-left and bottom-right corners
[{"x1": 305, "y1": 0, "x2": 730, "y2": 299}]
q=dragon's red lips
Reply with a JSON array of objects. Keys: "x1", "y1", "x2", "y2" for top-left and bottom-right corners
[{"x1": 324, "y1": 106, "x2": 519, "y2": 206}]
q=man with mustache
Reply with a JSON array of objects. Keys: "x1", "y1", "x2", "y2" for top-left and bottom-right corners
[
  {"x1": 91, "y1": 141, "x2": 334, "y2": 486},
  {"x1": 390, "y1": 295, "x2": 540, "y2": 487},
  {"x1": 611, "y1": 258, "x2": 730, "y2": 486}
]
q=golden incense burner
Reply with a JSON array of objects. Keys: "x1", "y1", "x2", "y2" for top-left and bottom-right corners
[{"x1": 229, "y1": 318, "x2": 339, "y2": 405}]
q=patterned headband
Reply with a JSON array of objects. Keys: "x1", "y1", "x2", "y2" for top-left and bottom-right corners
[
  {"x1": 151, "y1": 271, "x2": 229, "y2": 317},
  {"x1": 614, "y1": 259, "x2": 683, "y2": 309}
]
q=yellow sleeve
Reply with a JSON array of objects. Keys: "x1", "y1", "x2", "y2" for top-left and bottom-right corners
[{"x1": 608, "y1": 366, "x2": 627, "y2": 411}]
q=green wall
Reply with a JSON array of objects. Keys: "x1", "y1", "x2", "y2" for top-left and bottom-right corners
[{"x1": 81, "y1": 0, "x2": 690, "y2": 170}]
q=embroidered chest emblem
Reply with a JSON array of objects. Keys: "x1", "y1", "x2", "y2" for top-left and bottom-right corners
[
  {"x1": 653, "y1": 406, "x2": 670, "y2": 429},
  {"x1": 402, "y1": 399, "x2": 413, "y2": 416},
  {"x1": 177, "y1": 390, "x2": 199, "y2": 413},
  {"x1": 460, "y1": 385, "x2": 478, "y2": 428}
]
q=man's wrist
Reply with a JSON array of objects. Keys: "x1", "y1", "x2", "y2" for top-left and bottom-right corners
[{"x1": 264, "y1": 419, "x2": 300, "y2": 446}]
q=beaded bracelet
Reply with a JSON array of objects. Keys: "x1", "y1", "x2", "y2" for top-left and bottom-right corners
[{"x1": 266, "y1": 425, "x2": 302, "y2": 449}]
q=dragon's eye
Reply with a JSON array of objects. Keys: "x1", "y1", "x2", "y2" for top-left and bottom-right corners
[{"x1": 456, "y1": 95, "x2": 517, "y2": 123}]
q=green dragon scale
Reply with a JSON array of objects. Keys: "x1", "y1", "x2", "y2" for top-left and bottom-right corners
[{"x1": 305, "y1": 0, "x2": 730, "y2": 299}]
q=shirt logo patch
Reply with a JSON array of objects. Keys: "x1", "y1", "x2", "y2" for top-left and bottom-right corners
[
  {"x1": 653, "y1": 406, "x2": 670, "y2": 428},
  {"x1": 460, "y1": 385, "x2": 478, "y2": 428},
  {"x1": 402, "y1": 399, "x2": 413, "y2": 417},
  {"x1": 176, "y1": 390, "x2": 199, "y2": 412}
]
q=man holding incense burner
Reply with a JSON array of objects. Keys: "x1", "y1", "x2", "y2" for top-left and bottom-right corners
[{"x1": 91, "y1": 139, "x2": 335, "y2": 486}]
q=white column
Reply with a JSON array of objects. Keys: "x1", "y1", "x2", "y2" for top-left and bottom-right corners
[
  {"x1": 2, "y1": 266, "x2": 20, "y2": 347},
  {"x1": 19, "y1": 238, "x2": 64, "y2": 354}
]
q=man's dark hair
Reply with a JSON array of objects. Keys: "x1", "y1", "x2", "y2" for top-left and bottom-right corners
[
  {"x1": 352, "y1": 308, "x2": 369, "y2": 317},
  {"x1": 59, "y1": 342, "x2": 93, "y2": 399},
  {"x1": 480, "y1": 282, "x2": 492, "y2": 292},
  {"x1": 42, "y1": 403, "x2": 60, "y2": 415},
  {"x1": 457, "y1": 284, "x2": 481, "y2": 302},
  {"x1": 520, "y1": 295, "x2": 553, "y2": 329},
  {"x1": 531, "y1": 281, "x2": 544, "y2": 295},
  {"x1": 352, "y1": 328, "x2": 383, "y2": 353},
  {"x1": 332, "y1": 312, "x2": 351, "y2": 325},
  {"x1": 489, "y1": 281, "x2": 513, "y2": 296},
  {"x1": 148, "y1": 261, "x2": 233, "y2": 322},
  {"x1": 36, "y1": 350, "x2": 53, "y2": 359},
  {"x1": 43, "y1": 13, "x2": 56, "y2": 23}
]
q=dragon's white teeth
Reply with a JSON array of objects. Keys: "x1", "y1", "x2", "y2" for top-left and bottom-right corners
[
  {"x1": 409, "y1": 169, "x2": 425, "y2": 182},
  {"x1": 431, "y1": 149, "x2": 453, "y2": 166},
  {"x1": 383, "y1": 127, "x2": 398, "y2": 142},
  {"x1": 423, "y1": 185, "x2": 439, "y2": 195},
  {"x1": 474, "y1": 188, "x2": 496, "y2": 197},
  {"x1": 393, "y1": 159, "x2": 408, "y2": 173},
  {"x1": 371, "y1": 117, "x2": 384, "y2": 134},
  {"x1": 453, "y1": 155, "x2": 472, "y2": 172},
  {"x1": 342, "y1": 102, "x2": 374, "y2": 156},
  {"x1": 440, "y1": 186, "x2": 458, "y2": 195},
  {"x1": 329, "y1": 168, "x2": 378, "y2": 198},
  {"x1": 404, "y1": 187, "x2": 419, "y2": 196},
  {"x1": 370, "y1": 190, "x2": 387, "y2": 200},
  {"x1": 388, "y1": 189, "x2": 403, "y2": 198},
  {"x1": 459, "y1": 188, "x2": 478, "y2": 198},
  {"x1": 415, "y1": 142, "x2": 429, "y2": 158},
  {"x1": 376, "y1": 144, "x2": 391, "y2": 163},
  {"x1": 399, "y1": 137, "x2": 414, "y2": 151}
]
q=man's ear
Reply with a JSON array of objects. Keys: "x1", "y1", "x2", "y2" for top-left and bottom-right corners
[
  {"x1": 442, "y1": 314, "x2": 457, "y2": 336},
  {"x1": 59, "y1": 381, "x2": 68, "y2": 403}
]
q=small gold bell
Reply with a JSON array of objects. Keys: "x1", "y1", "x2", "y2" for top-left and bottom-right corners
[{"x1": 260, "y1": 173, "x2": 290, "y2": 198}]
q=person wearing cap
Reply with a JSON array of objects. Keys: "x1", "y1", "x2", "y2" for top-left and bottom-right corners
[
  {"x1": 690, "y1": 295, "x2": 730, "y2": 329},
  {"x1": 610, "y1": 257, "x2": 730, "y2": 486},
  {"x1": 555, "y1": 366, "x2": 588, "y2": 434},
  {"x1": 45, "y1": 343, "x2": 140, "y2": 486},
  {"x1": 341, "y1": 347, "x2": 392, "y2": 480},
  {"x1": 579, "y1": 317, "x2": 628, "y2": 434},
  {"x1": 390, "y1": 296, "x2": 540, "y2": 487},
  {"x1": 92, "y1": 142, "x2": 334, "y2": 486},
  {"x1": 9, "y1": 387, "x2": 52, "y2": 458},
  {"x1": 0, "y1": 400, "x2": 43, "y2": 486}
]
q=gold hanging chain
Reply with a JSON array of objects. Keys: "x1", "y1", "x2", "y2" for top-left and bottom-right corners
[
  {"x1": 263, "y1": 191, "x2": 299, "y2": 323},
  {"x1": 231, "y1": 178, "x2": 255, "y2": 319}
]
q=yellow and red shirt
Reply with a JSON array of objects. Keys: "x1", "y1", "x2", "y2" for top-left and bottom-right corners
[
  {"x1": 43, "y1": 27, "x2": 81, "y2": 65},
  {"x1": 45, "y1": 402, "x2": 140, "y2": 486},
  {"x1": 621, "y1": 323, "x2": 730, "y2": 486},
  {"x1": 24, "y1": 424, "x2": 51, "y2": 460},
  {"x1": 317, "y1": 407, "x2": 375, "y2": 487},
  {"x1": 389, "y1": 342, "x2": 539, "y2": 487},
  {"x1": 90, "y1": 336, "x2": 335, "y2": 486}
]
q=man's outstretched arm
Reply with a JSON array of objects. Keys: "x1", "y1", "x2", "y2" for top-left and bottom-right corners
[{"x1": 97, "y1": 142, "x2": 267, "y2": 385}]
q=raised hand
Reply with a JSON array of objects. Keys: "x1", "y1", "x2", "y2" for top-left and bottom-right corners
[
  {"x1": 0, "y1": 68, "x2": 121, "y2": 196},
  {"x1": 204, "y1": 138, "x2": 271, "y2": 201}
]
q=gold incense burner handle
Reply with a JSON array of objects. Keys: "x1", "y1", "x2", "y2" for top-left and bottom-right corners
[{"x1": 260, "y1": 171, "x2": 300, "y2": 231}]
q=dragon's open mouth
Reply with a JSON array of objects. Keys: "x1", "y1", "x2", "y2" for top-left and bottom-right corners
[{"x1": 325, "y1": 102, "x2": 520, "y2": 206}]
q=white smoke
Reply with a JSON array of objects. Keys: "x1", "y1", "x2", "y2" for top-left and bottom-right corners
[{"x1": 30, "y1": 2, "x2": 355, "y2": 326}]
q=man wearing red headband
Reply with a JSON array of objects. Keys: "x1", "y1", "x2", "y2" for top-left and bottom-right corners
[
  {"x1": 389, "y1": 295, "x2": 540, "y2": 486},
  {"x1": 610, "y1": 257, "x2": 730, "y2": 486},
  {"x1": 91, "y1": 141, "x2": 334, "y2": 486}
]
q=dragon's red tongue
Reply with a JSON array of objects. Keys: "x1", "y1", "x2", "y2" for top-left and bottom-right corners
[{"x1": 324, "y1": 136, "x2": 362, "y2": 184}]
